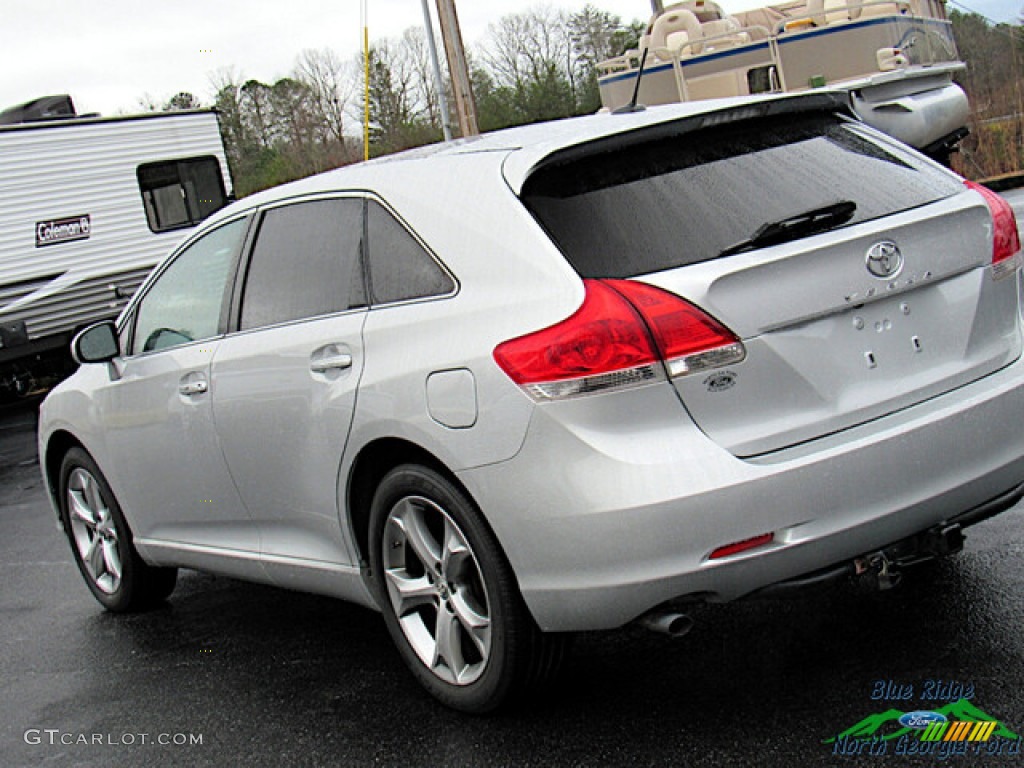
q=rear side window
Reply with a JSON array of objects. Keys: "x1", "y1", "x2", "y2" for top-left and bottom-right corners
[
  {"x1": 239, "y1": 199, "x2": 365, "y2": 331},
  {"x1": 138, "y1": 156, "x2": 227, "y2": 233},
  {"x1": 366, "y1": 201, "x2": 454, "y2": 304},
  {"x1": 521, "y1": 113, "x2": 962, "y2": 278}
]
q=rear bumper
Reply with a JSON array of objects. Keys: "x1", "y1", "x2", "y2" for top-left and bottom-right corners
[
  {"x1": 751, "y1": 480, "x2": 1024, "y2": 597},
  {"x1": 459, "y1": 353, "x2": 1024, "y2": 632}
]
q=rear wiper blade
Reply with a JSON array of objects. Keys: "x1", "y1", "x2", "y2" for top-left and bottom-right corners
[{"x1": 718, "y1": 201, "x2": 857, "y2": 258}]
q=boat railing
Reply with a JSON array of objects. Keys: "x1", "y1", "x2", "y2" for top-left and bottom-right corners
[
  {"x1": 594, "y1": 0, "x2": 968, "y2": 154},
  {"x1": 773, "y1": 0, "x2": 914, "y2": 35},
  {"x1": 651, "y1": 25, "x2": 777, "y2": 100},
  {"x1": 596, "y1": 0, "x2": 916, "y2": 77},
  {"x1": 598, "y1": 50, "x2": 645, "y2": 75},
  {"x1": 597, "y1": 0, "x2": 955, "y2": 84},
  {"x1": 629, "y1": 2, "x2": 920, "y2": 102},
  {"x1": 652, "y1": 24, "x2": 773, "y2": 60},
  {"x1": 597, "y1": 24, "x2": 772, "y2": 77}
]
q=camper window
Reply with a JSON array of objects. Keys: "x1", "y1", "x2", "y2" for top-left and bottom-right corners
[{"x1": 137, "y1": 156, "x2": 227, "y2": 233}]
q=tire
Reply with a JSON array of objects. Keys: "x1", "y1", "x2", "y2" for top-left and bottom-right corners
[
  {"x1": 369, "y1": 464, "x2": 569, "y2": 713},
  {"x1": 58, "y1": 447, "x2": 177, "y2": 612}
]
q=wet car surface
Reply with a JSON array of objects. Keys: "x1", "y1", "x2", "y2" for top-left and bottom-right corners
[{"x1": 4, "y1": 403, "x2": 1023, "y2": 766}]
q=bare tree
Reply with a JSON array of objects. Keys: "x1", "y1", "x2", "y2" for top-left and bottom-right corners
[
  {"x1": 135, "y1": 91, "x2": 201, "y2": 112},
  {"x1": 484, "y1": 7, "x2": 573, "y2": 91},
  {"x1": 239, "y1": 79, "x2": 275, "y2": 149},
  {"x1": 351, "y1": 29, "x2": 449, "y2": 154},
  {"x1": 137, "y1": 4, "x2": 693, "y2": 190},
  {"x1": 401, "y1": 28, "x2": 446, "y2": 133},
  {"x1": 569, "y1": 5, "x2": 639, "y2": 112},
  {"x1": 135, "y1": 93, "x2": 162, "y2": 112},
  {"x1": 570, "y1": 5, "x2": 624, "y2": 69},
  {"x1": 951, "y1": 10, "x2": 1024, "y2": 177},
  {"x1": 295, "y1": 48, "x2": 357, "y2": 162},
  {"x1": 165, "y1": 92, "x2": 202, "y2": 110},
  {"x1": 210, "y1": 68, "x2": 254, "y2": 156},
  {"x1": 479, "y1": 7, "x2": 579, "y2": 122}
]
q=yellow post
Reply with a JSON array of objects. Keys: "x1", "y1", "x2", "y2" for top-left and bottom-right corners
[{"x1": 363, "y1": 18, "x2": 370, "y2": 161}]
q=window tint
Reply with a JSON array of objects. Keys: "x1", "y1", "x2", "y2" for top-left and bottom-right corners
[
  {"x1": 367, "y1": 201, "x2": 454, "y2": 304},
  {"x1": 132, "y1": 217, "x2": 245, "y2": 355},
  {"x1": 239, "y1": 199, "x2": 365, "y2": 331},
  {"x1": 138, "y1": 156, "x2": 228, "y2": 233},
  {"x1": 521, "y1": 114, "x2": 963, "y2": 279}
]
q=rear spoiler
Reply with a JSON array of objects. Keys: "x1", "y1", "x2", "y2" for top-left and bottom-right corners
[{"x1": 524, "y1": 91, "x2": 855, "y2": 184}]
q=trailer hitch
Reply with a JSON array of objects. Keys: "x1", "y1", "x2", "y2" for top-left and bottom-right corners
[
  {"x1": 918, "y1": 522, "x2": 965, "y2": 558},
  {"x1": 854, "y1": 551, "x2": 902, "y2": 591},
  {"x1": 854, "y1": 522, "x2": 965, "y2": 591}
]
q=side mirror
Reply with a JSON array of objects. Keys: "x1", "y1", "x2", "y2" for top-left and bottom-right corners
[{"x1": 72, "y1": 321, "x2": 120, "y2": 364}]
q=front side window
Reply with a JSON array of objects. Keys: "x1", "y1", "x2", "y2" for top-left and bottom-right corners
[
  {"x1": 131, "y1": 217, "x2": 246, "y2": 355},
  {"x1": 138, "y1": 156, "x2": 228, "y2": 233},
  {"x1": 239, "y1": 198, "x2": 365, "y2": 331}
]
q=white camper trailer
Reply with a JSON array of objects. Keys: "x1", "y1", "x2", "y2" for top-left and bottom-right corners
[{"x1": 0, "y1": 96, "x2": 232, "y2": 398}]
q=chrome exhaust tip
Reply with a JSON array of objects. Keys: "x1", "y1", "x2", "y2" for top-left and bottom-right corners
[{"x1": 637, "y1": 610, "x2": 694, "y2": 638}]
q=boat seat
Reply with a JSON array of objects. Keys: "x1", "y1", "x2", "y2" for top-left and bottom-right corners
[
  {"x1": 665, "y1": 29, "x2": 700, "y2": 54},
  {"x1": 676, "y1": 0, "x2": 728, "y2": 24},
  {"x1": 856, "y1": 1, "x2": 907, "y2": 18},
  {"x1": 650, "y1": 7, "x2": 702, "y2": 59},
  {"x1": 807, "y1": 0, "x2": 852, "y2": 26},
  {"x1": 699, "y1": 17, "x2": 751, "y2": 50}
]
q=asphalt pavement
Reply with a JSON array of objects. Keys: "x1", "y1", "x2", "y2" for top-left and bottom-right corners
[{"x1": 1, "y1": 401, "x2": 1023, "y2": 768}]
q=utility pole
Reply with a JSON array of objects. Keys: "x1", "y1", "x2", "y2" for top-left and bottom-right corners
[
  {"x1": 435, "y1": 0, "x2": 479, "y2": 137},
  {"x1": 650, "y1": 1, "x2": 665, "y2": 13},
  {"x1": 420, "y1": 0, "x2": 454, "y2": 141}
]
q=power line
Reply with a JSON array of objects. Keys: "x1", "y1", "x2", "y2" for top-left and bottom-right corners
[{"x1": 947, "y1": 0, "x2": 1022, "y2": 40}]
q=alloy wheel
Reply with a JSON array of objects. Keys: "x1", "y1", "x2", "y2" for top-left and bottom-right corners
[
  {"x1": 66, "y1": 467, "x2": 123, "y2": 595},
  {"x1": 381, "y1": 495, "x2": 492, "y2": 686}
]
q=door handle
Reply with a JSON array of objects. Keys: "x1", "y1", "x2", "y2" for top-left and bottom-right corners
[
  {"x1": 310, "y1": 353, "x2": 353, "y2": 373},
  {"x1": 179, "y1": 378, "x2": 208, "y2": 396}
]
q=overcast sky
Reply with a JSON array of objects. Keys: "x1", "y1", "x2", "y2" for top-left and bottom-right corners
[{"x1": 1, "y1": 0, "x2": 1019, "y2": 117}]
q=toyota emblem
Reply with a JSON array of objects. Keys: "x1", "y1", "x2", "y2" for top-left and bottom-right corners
[{"x1": 866, "y1": 241, "x2": 903, "y2": 279}]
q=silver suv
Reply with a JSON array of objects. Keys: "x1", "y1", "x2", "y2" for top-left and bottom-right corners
[{"x1": 39, "y1": 92, "x2": 1024, "y2": 712}]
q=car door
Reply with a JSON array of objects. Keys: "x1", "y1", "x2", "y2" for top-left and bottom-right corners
[
  {"x1": 210, "y1": 197, "x2": 368, "y2": 573},
  {"x1": 95, "y1": 215, "x2": 260, "y2": 556}
]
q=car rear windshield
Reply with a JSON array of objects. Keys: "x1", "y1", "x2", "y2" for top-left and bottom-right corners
[{"x1": 520, "y1": 112, "x2": 962, "y2": 279}]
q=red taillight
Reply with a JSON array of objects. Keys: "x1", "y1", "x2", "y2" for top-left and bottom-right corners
[
  {"x1": 493, "y1": 279, "x2": 744, "y2": 400},
  {"x1": 708, "y1": 532, "x2": 774, "y2": 560},
  {"x1": 605, "y1": 279, "x2": 745, "y2": 377},
  {"x1": 493, "y1": 280, "x2": 660, "y2": 400},
  {"x1": 965, "y1": 180, "x2": 1021, "y2": 277}
]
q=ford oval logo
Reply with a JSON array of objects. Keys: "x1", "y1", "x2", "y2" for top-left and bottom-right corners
[
  {"x1": 866, "y1": 241, "x2": 904, "y2": 279},
  {"x1": 898, "y1": 711, "x2": 948, "y2": 730}
]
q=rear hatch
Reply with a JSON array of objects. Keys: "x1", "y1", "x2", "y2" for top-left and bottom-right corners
[{"x1": 520, "y1": 105, "x2": 1022, "y2": 457}]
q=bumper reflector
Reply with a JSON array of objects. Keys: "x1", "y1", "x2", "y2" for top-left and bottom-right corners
[{"x1": 709, "y1": 532, "x2": 774, "y2": 560}]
